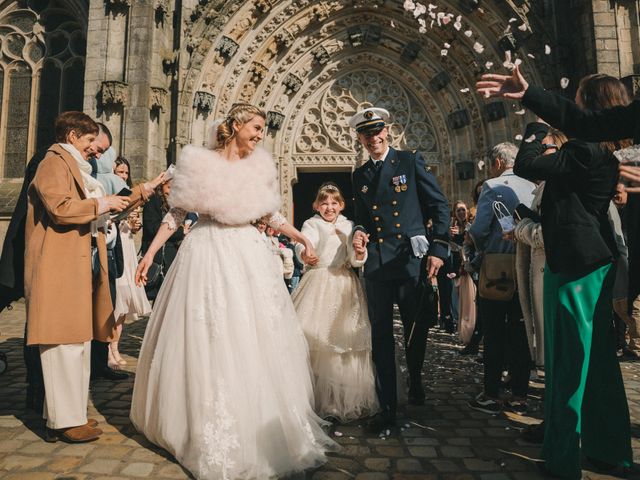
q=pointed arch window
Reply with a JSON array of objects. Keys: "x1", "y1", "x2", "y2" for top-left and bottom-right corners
[{"x1": 0, "y1": 2, "x2": 87, "y2": 178}]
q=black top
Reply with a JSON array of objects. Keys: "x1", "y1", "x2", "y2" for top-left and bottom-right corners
[{"x1": 513, "y1": 122, "x2": 619, "y2": 275}]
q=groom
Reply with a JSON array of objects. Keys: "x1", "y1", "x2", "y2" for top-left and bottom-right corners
[{"x1": 350, "y1": 107, "x2": 449, "y2": 432}]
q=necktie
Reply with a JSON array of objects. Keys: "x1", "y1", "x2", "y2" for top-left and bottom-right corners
[{"x1": 373, "y1": 160, "x2": 383, "y2": 171}]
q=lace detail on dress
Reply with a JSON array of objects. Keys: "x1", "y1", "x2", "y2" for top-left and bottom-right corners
[
  {"x1": 199, "y1": 381, "x2": 240, "y2": 480},
  {"x1": 267, "y1": 212, "x2": 286, "y2": 229},
  {"x1": 161, "y1": 207, "x2": 187, "y2": 231}
]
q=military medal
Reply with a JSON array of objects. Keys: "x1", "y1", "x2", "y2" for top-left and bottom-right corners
[
  {"x1": 361, "y1": 185, "x2": 368, "y2": 193},
  {"x1": 395, "y1": 186, "x2": 401, "y2": 193},
  {"x1": 401, "y1": 184, "x2": 408, "y2": 191},
  {"x1": 392, "y1": 174, "x2": 407, "y2": 192}
]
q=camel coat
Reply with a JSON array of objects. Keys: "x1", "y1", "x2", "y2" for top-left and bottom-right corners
[{"x1": 25, "y1": 144, "x2": 149, "y2": 345}]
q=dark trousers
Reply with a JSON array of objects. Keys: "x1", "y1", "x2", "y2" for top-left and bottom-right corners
[
  {"x1": 366, "y1": 276, "x2": 428, "y2": 418},
  {"x1": 478, "y1": 295, "x2": 530, "y2": 398},
  {"x1": 90, "y1": 249, "x2": 118, "y2": 376}
]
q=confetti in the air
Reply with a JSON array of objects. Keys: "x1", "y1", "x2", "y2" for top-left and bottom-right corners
[
  {"x1": 414, "y1": 2, "x2": 427, "y2": 17},
  {"x1": 525, "y1": 134, "x2": 537, "y2": 143},
  {"x1": 334, "y1": 431, "x2": 343, "y2": 437},
  {"x1": 485, "y1": 61, "x2": 494, "y2": 69},
  {"x1": 442, "y1": 14, "x2": 452, "y2": 25},
  {"x1": 464, "y1": 30, "x2": 473, "y2": 37},
  {"x1": 454, "y1": 15, "x2": 462, "y2": 30},
  {"x1": 403, "y1": 0, "x2": 415, "y2": 11},
  {"x1": 503, "y1": 51, "x2": 515, "y2": 70},
  {"x1": 473, "y1": 42, "x2": 485, "y2": 54},
  {"x1": 518, "y1": 23, "x2": 528, "y2": 31},
  {"x1": 460, "y1": 88, "x2": 470, "y2": 93},
  {"x1": 444, "y1": 42, "x2": 451, "y2": 49},
  {"x1": 514, "y1": 109, "x2": 526, "y2": 115},
  {"x1": 515, "y1": 134, "x2": 523, "y2": 141},
  {"x1": 527, "y1": 53, "x2": 535, "y2": 59},
  {"x1": 391, "y1": 20, "x2": 396, "y2": 28},
  {"x1": 441, "y1": 49, "x2": 448, "y2": 56},
  {"x1": 509, "y1": 17, "x2": 517, "y2": 23},
  {"x1": 478, "y1": 160, "x2": 485, "y2": 170},
  {"x1": 545, "y1": 45, "x2": 551, "y2": 55},
  {"x1": 560, "y1": 77, "x2": 570, "y2": 89},
  {"x1": 514, "y1": 58, "x2": 522, "y2": 66}
]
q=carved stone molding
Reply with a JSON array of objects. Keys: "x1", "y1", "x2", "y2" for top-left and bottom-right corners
[
  {"x1": 283, "y1": 73, "x2": 303, "y2": 94},
  {"x1": 254, "y1": 0, "x2": 273, "y2": 14},
  {"x1": 275, "y1": 31, "x2": 295, "y2": 50},
  {"x1": 483, "y1": 102, "x2": 506, "y2": 122},
  {"x1": 150, "y1": 87, "x2": 168, "y2": 112},
  {"x1": 104, "y1": 0, "x2": 130, "y2": 13},
  {"x1": 430, "y1": 71, "x2": 451, "y2": 91},
  {"x1": 312, "y1": 4, "x2": 329, "y2": 23},
  {"x1": 401, "y1": 42, "x2": 421, "y2": 63},
  {"x1": 622, "y1": 74, "x2": 640, "y2": 100},
  {"x1": 250, "y1": 62, "x2": 269, "y2": 82},
  {"x1": 448, "y1": 109, "x2": 471, "y2": 129},
  {"x1": 193, "y1": 91, "x2": 215, "y2": 112},
  {"x1": 216, "y1": 36, "x2": 239, "y2": 59},
  {"x1": 100, "y1": 81, "x2": 128, "y2": 107},
  {"x1": 312, "y1": 46, "x2": 330, "y2": 65},
  {"x1": 266, "y1": 111, "x2": 285, "y2": 130},
  {"x1": 154, "y1": 0, "x2": 168, "y2": 15}
]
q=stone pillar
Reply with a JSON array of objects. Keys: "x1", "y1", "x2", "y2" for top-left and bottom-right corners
[{"x1": 591, "y1": 0, "x2": 640, "y2": 77}]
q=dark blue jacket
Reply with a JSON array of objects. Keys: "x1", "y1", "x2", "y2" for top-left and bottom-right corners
[{"x1": 353, "y1": 148, "x2": 449, "y2": 280}]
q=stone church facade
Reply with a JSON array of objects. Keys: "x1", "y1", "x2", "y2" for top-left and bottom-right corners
[{"x1": 0, "y1": 0, "x2": 639, "y2": 227}]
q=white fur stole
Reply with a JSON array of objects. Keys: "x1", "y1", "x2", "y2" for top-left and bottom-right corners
[{"x1": 169, "y1": 145, "x2": 281, "y2": 225}]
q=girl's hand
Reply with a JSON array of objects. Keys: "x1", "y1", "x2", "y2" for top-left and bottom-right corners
[
  {"x1": 301, "y1": 241, "x2": 319, "y2": 266},
  {"x1": 476, "y1": 65, "x2": 529, "y2": 100},
  {"x1": 135, "y1": 255, "x2": 153, "y2": 286}
]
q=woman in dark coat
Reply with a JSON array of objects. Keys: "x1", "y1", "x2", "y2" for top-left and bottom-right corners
[{"x1": 512, "y1": 74, "x2": 632, "y2": 479}]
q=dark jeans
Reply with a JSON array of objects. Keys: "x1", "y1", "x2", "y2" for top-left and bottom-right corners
[
  {"x1": 366, "y1": 276, "x2": 428, "y2": 417},
  {"x1": 90, "y1": 249, "x2": 118, "y2": 376},
  {"x1": 478, "y1": 295, "x2": 530, "y2": 398}
]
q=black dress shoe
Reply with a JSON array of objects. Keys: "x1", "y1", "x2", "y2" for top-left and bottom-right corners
[
  {"x1": 365, "y1": 413, "x2": 396, "y2": 435},
  {"x1": 408, "y1": 387, "x2": 425, "y2": 406},
  {"x1": 92, "y1": 367, "x2": 129, "y2": 381},
  {"x1": 586, "y1": 456, "x2": 631, "y2": 477}
]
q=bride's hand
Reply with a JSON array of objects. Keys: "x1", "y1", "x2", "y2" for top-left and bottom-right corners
[{"x1": 135, "y1": 255, "x2": 153, "y2": 286}]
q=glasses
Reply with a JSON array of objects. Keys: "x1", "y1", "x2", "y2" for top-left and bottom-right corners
[{"x1": 542, "y1": 143, "x2": 557, "y2": 150}]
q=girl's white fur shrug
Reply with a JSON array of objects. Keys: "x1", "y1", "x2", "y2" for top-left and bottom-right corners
[{"x1": 168, "y1": 145, "x2": 281, "y2": 225}]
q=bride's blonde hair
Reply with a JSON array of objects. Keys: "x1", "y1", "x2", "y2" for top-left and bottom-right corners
[{"x1": 213, "y1": 103, "x2": 266, "y2": 148}]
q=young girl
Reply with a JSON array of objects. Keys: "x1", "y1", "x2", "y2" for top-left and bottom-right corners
[
  {"x1": 292, "y1": 183, "x2": 379, "y2": 422},
  {"x1": 111, "y1": 156, "x2": 152, "y2": 367}
]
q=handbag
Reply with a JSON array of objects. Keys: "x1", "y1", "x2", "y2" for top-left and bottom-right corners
[{"x1": 478, "y1": 253, "x2": 516, "y2": 301}]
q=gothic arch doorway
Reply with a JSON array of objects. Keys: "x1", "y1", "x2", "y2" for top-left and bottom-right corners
[{"x1": 292, "y1": 170, "x2": 353, "y2": 230}]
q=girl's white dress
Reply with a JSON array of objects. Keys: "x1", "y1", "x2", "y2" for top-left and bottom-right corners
[
  {"x1": 114, "y1": 219, "x2": 152, "y2": 321},
  {"x1": 130, "y1": 146, "x2": 335, "y2": 480},
  {"x1": 292, "y1": 214, "x2": 379, "y2": 422}
]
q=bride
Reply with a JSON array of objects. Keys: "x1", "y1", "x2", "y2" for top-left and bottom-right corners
[{"x1": 130, "y1": 104, "x2": 336, "y2": 479}]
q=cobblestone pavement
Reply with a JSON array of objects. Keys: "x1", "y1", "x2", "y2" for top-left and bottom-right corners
[{"x1": 1, "y1": 300, "x2": 639, "y2": 480}]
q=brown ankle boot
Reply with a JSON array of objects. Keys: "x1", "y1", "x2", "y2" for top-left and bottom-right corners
[{"x1": 45, "y1": 424, "x2": 102, "y2": 443}]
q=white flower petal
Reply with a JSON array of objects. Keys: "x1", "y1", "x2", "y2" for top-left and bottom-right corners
[
  {"x1": 460, "y1": 87, "x2": 470, "y2": 93},
  {"x1": 390, "y1": 20, "x2": 396, "y2": 28},
  {"x1": 518, "y1": 23, "x2": 528, "y2": 31},
  {"x1": 485, "y1": 61, "x2": 494, "y2": 69},
  {"x1": 473, "y1": 42, "x2": 485, "y2": 54},
  {"x1": 527, "y1": 53, "x2": 535, "y2": 59},
  {"x1": 509, "y1": 17, "x2": 517, "y2": 23},
  {"x1": 514, "y1": 109, "x2": 526, "y2": 115},
  {"x1": 478, "y1": 160, "x2": 485, "y2": 170},
  {"x1": 525, "y1": 134, "x2": 536, "y2": 143},
  {"x1": 515, "y1": 134, "x2": 523, "y2": 141},
  {"x1": 464, "y1": 30, "x2": 473, "y2": 37},
  {"x1": 403, "y1": 0, "x2": 415, "y2": 11},
  {"x1": 545, "y1": 44, "x2": 551, "y2": 55},
  {"x1": 444, "y1": 42, "x2": 451, "y2": 49},
  {"x1": 454, "y1": 21, "x2": 462, "y2": 30},
  {"x1": 334, "y1": 431, "x2": 343, "y2": 437},
  {"x1": 514, "y1": 58, "x2": 522, "y2": 66},
  {"x1": 420, "y1": 26, "x2": 428, "y2": 33},
  {"x1": 440, "y1": 49, "x2": 448, "y2": 56},
  {"x1": 560, "y1": 77, "x2": 570, "y2": 89}
]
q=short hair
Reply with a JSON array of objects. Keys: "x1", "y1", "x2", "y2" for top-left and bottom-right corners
[
  {"x1": 312, "y1": 182, "x2": 345, "y2": 211},
  {"x1": 96, "y1": 122, "x2": 113, "y2": 146},
  {"x1": 54, "y1": 111, "x2": 98, "y2": 143},
  {"x1": 490, "y1": 142, "x2": 518, "y2": 168}
]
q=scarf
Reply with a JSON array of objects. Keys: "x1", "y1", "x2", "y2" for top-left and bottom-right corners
[{"x1": 59, "y1": 143, "x2": 109, "y2": 235}]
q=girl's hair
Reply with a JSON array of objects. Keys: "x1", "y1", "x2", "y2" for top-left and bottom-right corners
[
  {"x1": 577, "y1": 74, "x2": 633, "y2": 153},
  {"x1": 545, "y1": 127, "x2": 568, "y2": 150},
  {"x1": 114, "y1": 156, "x2": 133, "y2": 187},
  {"x1": 313, "y1": 182, "x2": 345, "y2": 211},
  {"x1": 215, "y1": 103, "x2": 266, "y2": 148},
  {"x1": 451, "y1": 200, "x2": 470, "y2": 227},
  {"x1": 54, "y1": 111, "x2": 98, "y2": 143}
]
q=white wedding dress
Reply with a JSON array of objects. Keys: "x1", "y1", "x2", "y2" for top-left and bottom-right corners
[{"x1": 130, "y1": 146, "x2": 335, "y2": 480}]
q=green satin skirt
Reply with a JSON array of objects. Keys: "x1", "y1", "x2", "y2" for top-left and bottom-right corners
[{"x1": 542, "y1": 263, "x2": 632, "y2": 478}]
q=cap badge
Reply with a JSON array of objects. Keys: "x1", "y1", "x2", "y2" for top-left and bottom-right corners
[{"x1": 364, "y1": 111, "x2": 374, "y2": 119}]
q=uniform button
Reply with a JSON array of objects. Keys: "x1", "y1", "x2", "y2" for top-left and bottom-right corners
[
  {"x1": 378, "y1": 238, "x2": 384, "y2": 244},
  {"x1": 396, "y1": 234, "x2": 402, "y2": 239},
  {"x1": 372, "y1": 205, "x2": 378, "y2": 210},
  {"x1": 392, "y1": 200, "x2": 397, "y2": 206},
  {"x1": 376, "y1": 227, "x2": 382, "y2": 232},
  {"x1": 395, "y1": 223, "x2": 401, "y2": 228},
  {"x1": 393, "y1": 212, "x2": 399, "y2": 217},
  {"x1": 374, "y1": 216, "x2": 380, "y2": 221}
]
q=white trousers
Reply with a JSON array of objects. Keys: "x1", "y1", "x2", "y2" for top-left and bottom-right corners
[{"x1": 39, "y1": 341, "x2": 91, "y2": 429}]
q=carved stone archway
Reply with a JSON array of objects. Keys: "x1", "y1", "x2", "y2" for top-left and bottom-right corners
[{"x1": 179, "y1": 0, "x2": 549, "y2": 219}]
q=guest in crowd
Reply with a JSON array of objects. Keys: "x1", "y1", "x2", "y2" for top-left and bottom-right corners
[
  {"x1": 292, "y1": 183, "x2": 378, "y2": 422},
  {"x1": 450, "y1": 201, "x2": 475, "y2": 345},
  {"x1": 511, "y1": 74, "x2": 632, "y2": 478},
  {"x1": 141, "y1": 181, "x2": 184, "y2": 300},
  {"x1": 467, "y1": 142, "x2": 535, "y2": 415},
  {"x1": 24, "y1": 112, "x2": 131, "y2": 442},
  {"x1": 112, "y1": 156, "x2": 152, "y2": 368},
  {"x1": 265, "y1": 225, "x2": 294, "y2": 281},
  {"x1": 514, "y1": 127, "x2": 567, "y2": 370}
]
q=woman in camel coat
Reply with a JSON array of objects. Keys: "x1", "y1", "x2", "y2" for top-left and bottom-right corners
[{"x1": 25, "y1": 111, "x2": 150, "y2": 443}]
